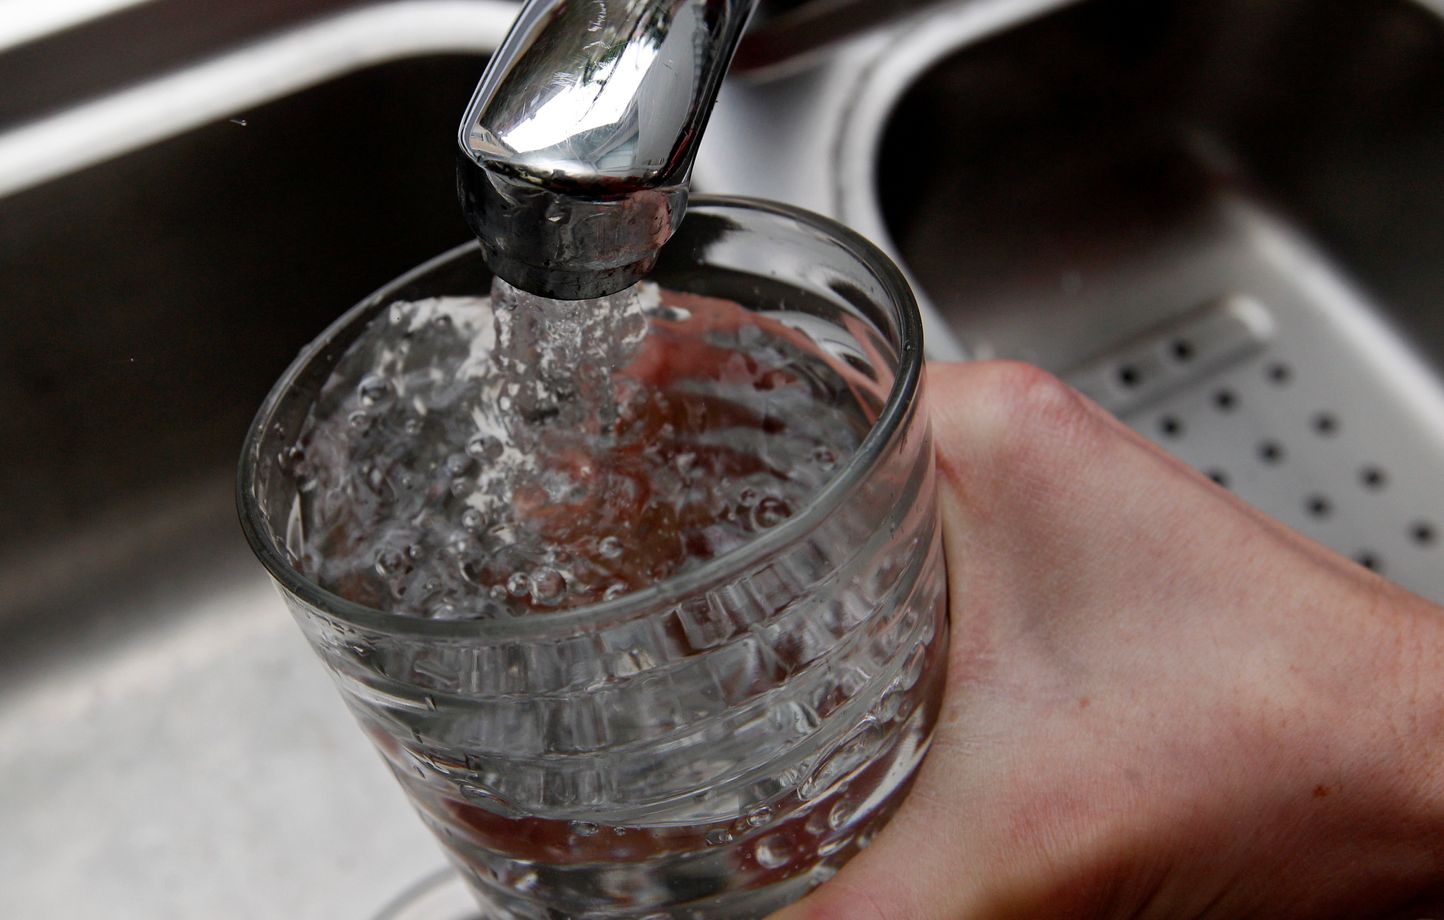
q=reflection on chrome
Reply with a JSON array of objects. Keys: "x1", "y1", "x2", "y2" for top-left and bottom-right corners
[{"x1": 457, "y1": 0, "x2": 755, "y2": 300}]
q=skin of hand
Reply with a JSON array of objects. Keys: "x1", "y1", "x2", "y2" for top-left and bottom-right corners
[{"x1": 769, "y1": 361, "x2": 1444, "y2": 920}]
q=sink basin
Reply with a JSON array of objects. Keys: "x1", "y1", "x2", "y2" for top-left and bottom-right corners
[
  {"x1": 702, "y1": 0, "x2": 1444, "y2": 601},
  {"x1": 874, "y1": 0, "x2": 1444, "y2": 599},
  {"x1": 0, "y1": 5, "x2": 508, "y2": 913}
]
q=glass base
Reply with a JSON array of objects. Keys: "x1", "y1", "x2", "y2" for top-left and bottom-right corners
[
  {"x1": 371, "y1": 864, "x2": 830, "y2": 920},
  {"x1": 373, "y1": 868, "x2": 481, "y2": 920}
]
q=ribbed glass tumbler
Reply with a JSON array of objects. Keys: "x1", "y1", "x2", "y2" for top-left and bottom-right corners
[{"x1": 239, "y1": 197, "x2": 949, "y2": 919}]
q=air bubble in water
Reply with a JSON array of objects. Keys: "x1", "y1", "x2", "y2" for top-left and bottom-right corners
[
  {"x1": 364, "y1": 465, "x2": 386, "y2": 494},
  {"x1": 705, "y1": 829, "x2": 733, "y2": 846},
  {"x1": 357, "y1": 375, "x2": 394, "y2": 409},
  {"x1": 598, "y1": 535, "x2": 623, "y2": 559},
  {"x1": 278, "y1": 445, "x2": 304, "y2": 469},
  {"x1": 506, "y1": 572, "x2": 530, "y2": 597},
  {"x1": 754, "y1": 834, "x2": 792, "y2": 869},
  {"x1": 570, "y1": 821, "x2": 599, "y2": 837},
  {"x1": 466, "y1": 434, "x2": 502, "y2": 461},
  {"x1": 375, "y1": 547, "x2": 408, "y2": 577},
  {"x1": 529, "y1": 567, "x2": 567, "y2": 605},
  {"x1": 753, "y1": 496, "x2": 792, "y2": 529}
]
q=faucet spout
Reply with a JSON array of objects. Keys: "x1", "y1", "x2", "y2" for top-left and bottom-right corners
[{"x1": 457, "y1": 0, "x2": 756, "y2": 299}]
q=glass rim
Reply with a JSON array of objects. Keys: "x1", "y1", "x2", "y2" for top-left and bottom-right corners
[{"x1": 236, "y1": 195, "x2": 924, "y2": 640}]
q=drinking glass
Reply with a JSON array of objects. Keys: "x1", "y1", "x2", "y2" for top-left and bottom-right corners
[{"x1": 238, "y1": 197, "x2": 949, "y2": 919}]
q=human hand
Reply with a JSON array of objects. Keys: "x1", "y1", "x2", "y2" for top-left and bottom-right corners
[{"x1": 770, "y1": 361, "x2": 1444, "y2": 920}]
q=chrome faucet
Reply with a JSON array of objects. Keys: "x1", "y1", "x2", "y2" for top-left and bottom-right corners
[
  {"x1": 456, "y1": 0, "x2": 755, "y2": 299},
  {"x1": 457, "y1": 0, "x2": 949, "y2": 299}
]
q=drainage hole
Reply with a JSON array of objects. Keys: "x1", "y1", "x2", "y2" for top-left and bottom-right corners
[
  {"x1": 1267, "y1": 362, "x2": 1292, "y2": 385},
  {"x1": 1159, "y1": 415, "x2": 1185, "y2": 438},
  {"x1": 1311, "y1": 412, "x2": 1338, "y2": 436},
  {"x1": 1305, "y1": 494, "x2": 1332, "y2": 518},
  {"x1": 1353, "y1": 551, "x2": 1383, "y2": 573},
  {"x1": 1117, "y1": 364, "x2": 1142, "y2": 388},
  {"x1": 1258, "y1": 440, "x2": 1285, "y2": 464},
  {"x1": 1360, "y1": 465, "x2": 1388, "y2": 490},
  {"x1": 1206, "y1": 469, "x2": 1230, "y2": 488},
  {"x1": 1213, "y1": 389, "x2": 1238, "y2": 412},
  {"x1": 1170, "y1": 339, "x2": 1194, "y2": 362},
  {"x1": 1411, "y1": 522, "x2": 1437, "y2": 547}
]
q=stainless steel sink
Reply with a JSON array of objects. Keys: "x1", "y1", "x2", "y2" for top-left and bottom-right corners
[
  {"x1": 702, "y1": 0, "x2": 1444, "y2": 601},
  {"x1": 4, "y1": 0, "x2": 1443, "y2": 916},
  {"x1": 0, "y1": 5, "x2": 511, "y2": 916}
]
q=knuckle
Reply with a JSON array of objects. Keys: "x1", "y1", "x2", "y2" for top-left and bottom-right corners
[
  {"x1": 985, "y1": 361, "x2": 1087, "y2": 428},
  {"x1": 929, "y1": 360, "x2": 1099, "y2": 471}
]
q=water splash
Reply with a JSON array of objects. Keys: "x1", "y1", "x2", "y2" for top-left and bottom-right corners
[{"x1": 287, "y1": 278, "x2": 869, "y2": 617}]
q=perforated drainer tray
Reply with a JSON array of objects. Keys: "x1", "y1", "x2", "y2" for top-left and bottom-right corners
[{"x1": 1064, "y1": 197, "x2": 1444, "y2": 602}]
